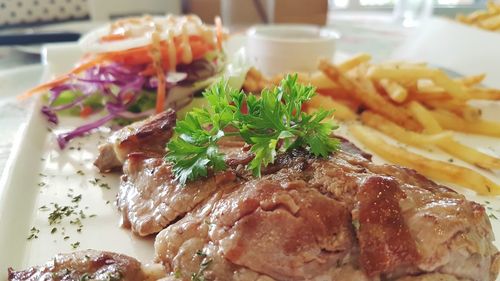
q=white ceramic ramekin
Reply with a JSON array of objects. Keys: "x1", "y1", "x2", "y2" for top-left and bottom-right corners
[{"x1": 246, "y1": 24, "x2": 339, "y2": 76}]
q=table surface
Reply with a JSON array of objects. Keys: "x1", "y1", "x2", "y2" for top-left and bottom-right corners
[{"x1": 0, "y1": 14, "x2": 409, "y2": 176}]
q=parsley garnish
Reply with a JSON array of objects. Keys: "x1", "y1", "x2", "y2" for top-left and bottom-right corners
[
  {"x1": 165, "y1": 74, "x2": 340, "y2": 185},
  {"x1": 70, "y1": 241, "x2": 80, "y2": 249},
  {"x1": 27, "y1": 227, "x2": 40, "y2": 240}
]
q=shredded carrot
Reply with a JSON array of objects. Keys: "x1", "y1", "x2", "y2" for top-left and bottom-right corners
[
  {"x1": 100, "y1": 33, "x2": 128, "y2": 42},
  {"x1": 19, "y1": 75, "x2": 71, "y2": 100},
  {"x1": 19, "y1": 34, "x2": 214, "y2": 100},
  {"x1": 215, "y1": 16, "x2": 223, "y2": 51},
  {"x1": 19, "y1": 54, "x2": 110, "y2": 100},
  {"x1": 139, "y1": 64, "x2": 156, "y2": 76},
  {"x1": 80, "y1": 106, "x2": 93, "y2": 118}
]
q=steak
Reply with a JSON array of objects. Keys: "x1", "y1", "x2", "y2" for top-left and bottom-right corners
[
  {"x1": 94, "y1": 109, "x2": 176, "y2": 172},
  {"x1": 104, "y1": 113, "x2": 498, "y2": 280},
  {"x1": 7, "y1": 250, "x2": 164, "y2": 281},
  {"x1": 116, "y1": 137, "x2": 499, "y2": 280}
]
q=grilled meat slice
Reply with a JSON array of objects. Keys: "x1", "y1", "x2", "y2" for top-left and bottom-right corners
[
  {"x1": 94, "y1": 109, "x2": 176, "y2": 172},
  {"x1": 118, "y1": 142, "x2": 249, "y2": 236},
  {"x1": 118, "y1": 154, "x2": 237, "y2": 236},
  {"x1": 7, "y1": 250, "x2": 162, "y2": 281},
  {"x1": 152, "y1": 148, "x2": 499, "y2": 281}
]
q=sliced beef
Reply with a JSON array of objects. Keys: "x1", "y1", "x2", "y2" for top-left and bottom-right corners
[
  {"x1": 106, "y1": 113, "x2": 498, "y2": 280},
  {"x1": 151, "y1": 149, "x2": 499, "y2": 281},
  {"x1": 118, "y1": 154, "x2": 236, "y2": 236},
  {"x1": 7, "y1": 250, "x2": 161, "y2": 281},
  {"x1": 118, "y1": 143, "x2": 249, "y2": 236},
  {"x1": 94, "y1": 109, "x2": 176, "y2": 172}
]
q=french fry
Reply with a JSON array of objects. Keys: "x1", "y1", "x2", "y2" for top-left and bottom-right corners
[
  {"x1": 431, "y1": 109, "x2": 500, "y2": 137},
  {"x1": 456, "y1": 14, "x2": 472, "y2": 24},
  {"x1": 417, "y1": 82, "x2": 446, "y2": 95},
  {"x1": 435, "y1": 136, "x2": 500, "y2": 170},
  {"x1": 368, "y1": 66, "x2": 467, "y2": 98},
  {"x1": 320, "y1": 60, "x2": 422, "y2": 131},
  {"x1": 479, "y1": 14, "x2": 500, "y2": 30},
  {"x1": 422, "y1": 99, "x2": 482, "y2": 121},
  {"x1": 381, "y1": 61, "x2": 428, "y2": 69},
  {"x1": 456, "y1": 2, "x2": 500, "y2": 31},
  {"x1": 467, "y1": 87, "x2": 500, "y2": 100},
  {"x1": 297, "y1": 72, "x2": 339, "y2": 89},
  {"x1": 416, "y1": 86, "x2": 500, "y2": 101},
  {"x1": 338, "y1": 53, "x2": 372, "y2": 72},
  {"x1": 413, "y1": 82, "x2": 451, "y2": 101},
  {"x1": 360, "y1": 111, "x2": 451, "y2": 148},
  {"x1": 306, "y1": 94, "x2": 357, "y2": 121},
  {"x1": 413, "y1": 92, "x2": 452, "y2": 102},
  {"x1": 408, "y1": 101, "x2": 443, "y2": 133},
  {"x1": 378, "y1": 79, "x2": 408, "y2": 103},
  {"x1": 246, "y1": 67, "x2": 263, "y2": 80},
  {"x1": 368, "y1": 66, "x2": 440, "y2": 81},
  {"x1": 487, "y1": 0, "x2": 500, "y2": 13},
  {"x1": 457, "y1": 73, "x2": 486, "y2": 86},
  {"x1": 245, "y1": 54, "x2": 500, "y2": 192},
  {"x1": 243, "y1": 77, "x2": 259, "y2": 92},
  {"x1": 407, "y1": 102, "x2": 500, "y2": 169},
  {"x1": 316, "y1": 88, "x2": 356, "y2": 100},
  {"x1": 350, "y1": 124, "x2": 500, "y2": 195},
  {"x1": 431, "y1": 72, "x2": 468, "y2": 98},
  {"x1": 467, "y1": 10, "x2": 493, "y2": 22}
]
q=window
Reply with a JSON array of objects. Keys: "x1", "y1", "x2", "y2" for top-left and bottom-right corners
[{"x1": 329, "y1": 0, "x2": 485, "y2": 13}]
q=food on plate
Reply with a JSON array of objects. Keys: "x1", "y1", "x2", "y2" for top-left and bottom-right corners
[
  {"x1": 318, "y1": 59, "x2": 500, "y2": 181},
  {"x1": 244, "y1": 55, "x2": 500, "y2": 193},
  {"x1": 7, "y1": 250, "x2": 165, "y2": 281},
  {"x1": 456, "y1": 1, "x2": 500, "y2": 32},
  {"x1": 350, "y1": 124, "x2": 499, "y2": 195},
  {"x1": 94, "y1": 109, "x2": 176, "y2": 172},
  {"x1": 307, "y1": 94, "x2": 357, "y2": 121},
  {"x1": 10, "y1": 76, "x2": 500, "y2": 280},
  {"x1": 360, "y1": 111, "x2": 452, "y2": 148},
  {"x1": 319, "y1": 60, "x2": 422, "y2": 131},
  {"x1": 112, "y1": 75, "x2": 339, "y2": 235},
  {"x1": 105, "y1": 78, "x2": 499, "y2": 280},
  {"x1": 154, "y1": 144, "x2": 499, "y2": 280},
  {"x1": 407, "y1": 101, "x2": 500, "y2": 169},
  {"x1": 165, "y1": 75, "x2": 339, "y2": 184},
  {"x1": 22, "y1": 14, "x2": 226, "y2": 148},
  {"x1": 430, "y1": 109, "x2": 500, "y2": 137}
]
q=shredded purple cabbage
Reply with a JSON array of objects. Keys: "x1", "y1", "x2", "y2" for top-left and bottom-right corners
[
  {"x1": 42, "y1": 63, "x2": 185, "y2": 149},
  {"x1": 43, "y1": 58, "x2": 217, "y2": 149}
]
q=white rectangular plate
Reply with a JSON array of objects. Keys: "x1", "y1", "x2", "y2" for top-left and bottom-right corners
[{"x1": 0, "y1": 42, "x2": 499, "y2": 280}]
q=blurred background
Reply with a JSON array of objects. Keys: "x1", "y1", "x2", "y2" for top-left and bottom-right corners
[
  {"x1": 0, "y1": 0, "x2": 498, "y2": 68},
  {"x1": 0, "y1": 0, "x2": 492, "y2": 28}
]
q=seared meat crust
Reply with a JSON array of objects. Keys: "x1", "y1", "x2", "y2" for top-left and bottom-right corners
[
  {"x1": 94, "y1": 109, "x2": 176, "y2": 172},
  {"x1": 8, "y1": 250, "x2": 149, "y2": 281}
]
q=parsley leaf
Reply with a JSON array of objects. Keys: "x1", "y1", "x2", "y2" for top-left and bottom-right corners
[
  {"x1": 165, "y1": 74, "x2": 340, "y2": 185},
  {"x1": 165, "y1": 82, "x2": 237, "y2": 184}
]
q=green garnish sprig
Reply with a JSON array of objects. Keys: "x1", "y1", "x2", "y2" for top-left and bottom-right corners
[{"x1": 165, "y1": 74, "x2": 340, "y2": 185}]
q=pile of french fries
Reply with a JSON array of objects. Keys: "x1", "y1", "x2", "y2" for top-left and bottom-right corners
[
  {"x1": 456, "y1": 1, "x2": 500, "y2": 32},
  {"x1": 243, "y1": 54, "x2": 500, "y2": 195}
]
